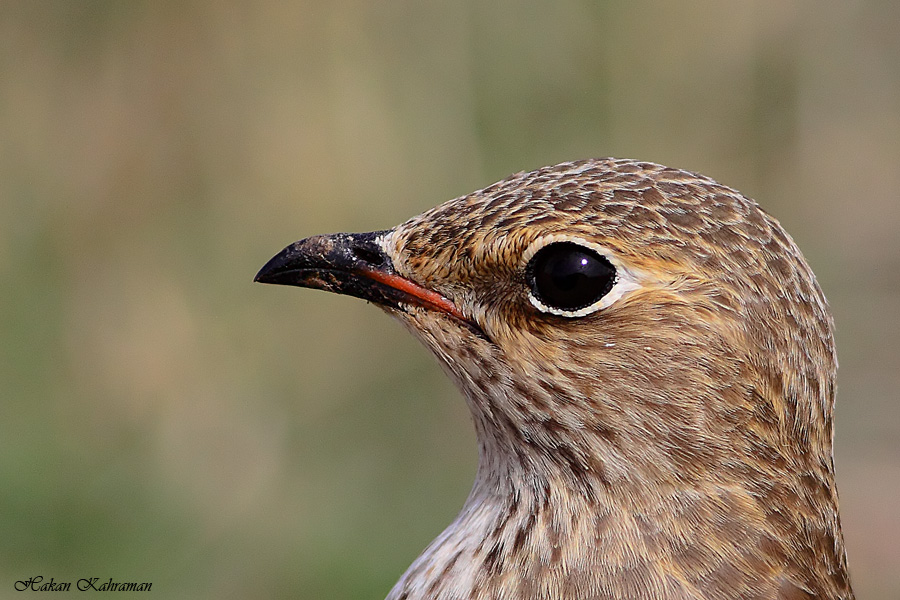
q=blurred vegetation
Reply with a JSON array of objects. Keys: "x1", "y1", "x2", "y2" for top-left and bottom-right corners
[{"x1": 1, "y1": 1, "x2": 898, "y2": 599}]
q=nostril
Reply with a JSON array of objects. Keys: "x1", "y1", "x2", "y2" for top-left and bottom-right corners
[{"x1": 351, "y1": 245, "x2": 386, "y2": 268}]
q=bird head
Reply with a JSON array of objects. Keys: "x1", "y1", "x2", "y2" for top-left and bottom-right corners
[
  {"x1": 256, "y1": 158, "x2": 835, "y2": 490},
  {"x1": 256, "y1": 158, "x2": 850, "y2": 599}
]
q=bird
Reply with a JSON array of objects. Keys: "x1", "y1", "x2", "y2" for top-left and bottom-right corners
[{"x1": 255, "y1": 158, "x2": 854, "y2": 600}]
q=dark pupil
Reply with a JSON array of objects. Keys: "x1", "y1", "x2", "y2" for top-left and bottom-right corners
[{"x1": 529, "y1": 242, "x2": 615, "y2": 311}]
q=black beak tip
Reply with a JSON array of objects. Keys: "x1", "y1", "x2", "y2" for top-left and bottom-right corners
[
  {"x1": 254, "y1": 245, "x2": 297, "y2": 285},
  {"x1": 253, "y1": 262, "x2": 272, "y2": 283}
]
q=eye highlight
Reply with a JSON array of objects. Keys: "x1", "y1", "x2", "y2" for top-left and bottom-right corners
[{"x1": 526, "y1": 242, "x2": 616, "y2": 315}]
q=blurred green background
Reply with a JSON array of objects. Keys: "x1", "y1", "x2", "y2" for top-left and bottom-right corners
[{"x1": 1, "y1": 2, "x2": 898, "y2": 598}]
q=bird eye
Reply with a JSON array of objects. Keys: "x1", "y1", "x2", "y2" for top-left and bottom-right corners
[{"x1": 526, "y1": 242, "x2": 616, "y2": 314}]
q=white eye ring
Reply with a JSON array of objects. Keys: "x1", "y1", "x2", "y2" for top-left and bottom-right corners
[{"x1": 521, "y1": 235, "x2": 643, "y2": 318}]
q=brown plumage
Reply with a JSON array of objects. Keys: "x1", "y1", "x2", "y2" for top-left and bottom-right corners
[{"x1": 256, "y1": 158, "x2": 853, "y2": 599}]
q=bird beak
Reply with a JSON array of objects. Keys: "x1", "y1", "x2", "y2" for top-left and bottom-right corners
[{"x1": 255, "y1": 231, "x2": 470, "y2": 324}]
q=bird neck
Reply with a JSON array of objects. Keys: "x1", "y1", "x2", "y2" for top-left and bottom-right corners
[
  {"x1": 391, "y1": 320, "x2": 852, "y2": 599},
  {"x1": 386, "y1": 398, "x2": 854, "y2": 600}
]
